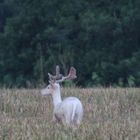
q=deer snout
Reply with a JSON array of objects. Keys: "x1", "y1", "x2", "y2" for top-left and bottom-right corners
[
  {"x1": 41, "y1": 89, "x2": 47, "y2": 96},
  {"x1": 41, "y1": 88, "x2": 50, "y2": 96}
]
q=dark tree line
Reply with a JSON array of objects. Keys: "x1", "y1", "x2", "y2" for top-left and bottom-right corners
[{"x1": 0, "y1": 0, "x2": 140, "y2": 87}]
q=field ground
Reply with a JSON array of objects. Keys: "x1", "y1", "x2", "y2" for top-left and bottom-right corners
[{"x1": 0, "y1": 88, "x2": 140, "y2": 140}]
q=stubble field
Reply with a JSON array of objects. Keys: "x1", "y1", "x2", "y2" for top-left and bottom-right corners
[{"x1": 0, "y1": 87, "x2": 140, "y2": 140}]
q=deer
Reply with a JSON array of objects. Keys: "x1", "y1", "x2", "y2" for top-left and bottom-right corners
[{"x1": 41, "y1": 65, "x2": 83, "y2": 127}]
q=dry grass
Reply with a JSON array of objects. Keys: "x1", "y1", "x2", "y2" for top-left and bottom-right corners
[{"x1": 0, "y1": 87, "x2": 140, "y2": 140}]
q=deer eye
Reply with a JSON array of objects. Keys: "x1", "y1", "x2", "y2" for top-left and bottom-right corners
[{"x1": 48, "y1": 85, "x2": 52, "y2": 89}]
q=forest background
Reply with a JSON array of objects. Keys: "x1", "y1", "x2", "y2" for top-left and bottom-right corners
[{"x1": 0, "y1": 0, "x2": 140, "y2": 87}]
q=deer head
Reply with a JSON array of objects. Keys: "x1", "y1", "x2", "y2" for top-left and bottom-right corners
[{"x1": 41, "y1": 65, "x2": 77, "y2": 96}]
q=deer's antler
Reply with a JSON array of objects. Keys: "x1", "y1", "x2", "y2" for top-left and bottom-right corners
[{"x1": 48, "y1": 65, "x2": 77, "y2": 83}]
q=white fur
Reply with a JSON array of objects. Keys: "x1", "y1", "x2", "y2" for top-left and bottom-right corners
[{"x1": 41, "y1": 83, "x2": 83, "y2": 126}]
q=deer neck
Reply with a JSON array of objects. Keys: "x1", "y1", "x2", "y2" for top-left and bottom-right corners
[{"x1": 52, "y1": 88, "x2": 62, "y2": 108}]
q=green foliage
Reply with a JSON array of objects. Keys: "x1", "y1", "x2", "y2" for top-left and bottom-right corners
[{"x1": 0, "y1": 0, "x2": 140, "y2": 87}]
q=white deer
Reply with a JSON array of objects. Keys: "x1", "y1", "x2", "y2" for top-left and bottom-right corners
[{"x1": 41, "y1": 66, "x2": 83, "y2": 126}]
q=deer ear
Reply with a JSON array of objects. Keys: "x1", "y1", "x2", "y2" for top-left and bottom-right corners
[
  {"x1": 49, "y1": 81, "x2": 53, "y2": 86},
  {"x1": 48, "y1": 73, "x2": 53, "y2": 80}
]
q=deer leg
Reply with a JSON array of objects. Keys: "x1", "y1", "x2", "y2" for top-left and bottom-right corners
[
  {"x1": 51, "y1": 114, "x2": 57, "y2": 123},
  {"x1": 65, "y1": 114, "x2": 71, "y2": 125}
]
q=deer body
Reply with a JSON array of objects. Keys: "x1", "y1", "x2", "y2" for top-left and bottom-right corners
[{"x1": 41, "y1": 83, "x2": 83, "y2": 126}]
